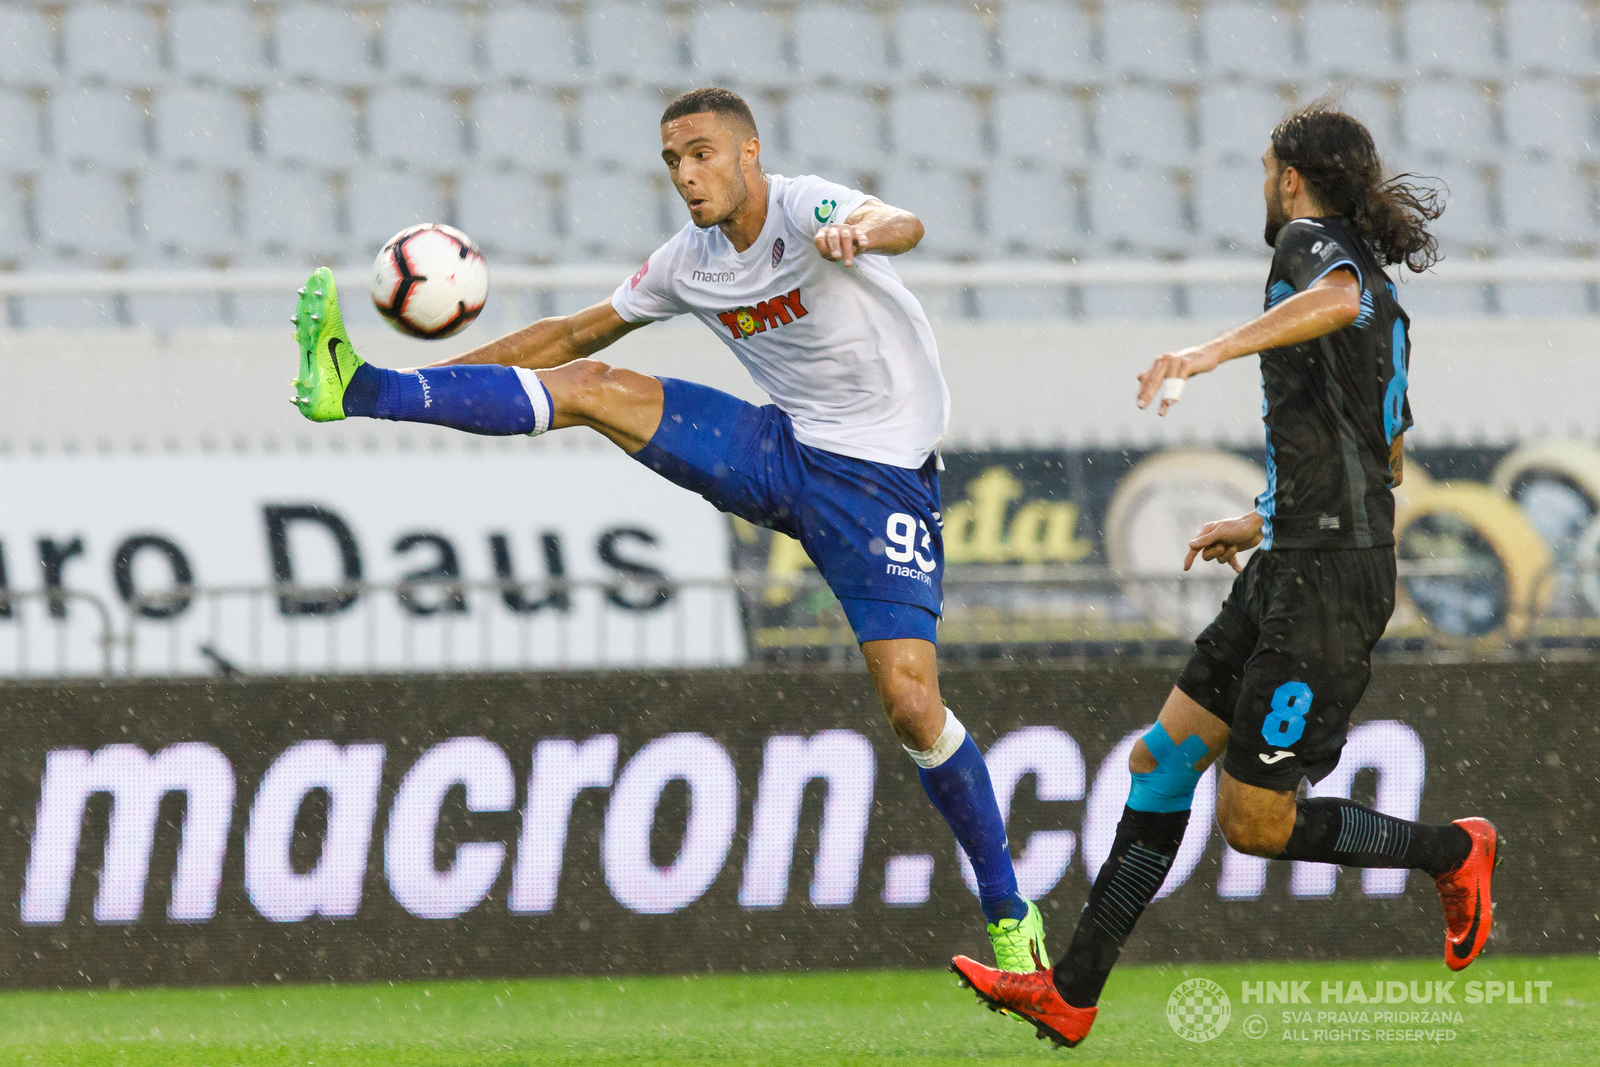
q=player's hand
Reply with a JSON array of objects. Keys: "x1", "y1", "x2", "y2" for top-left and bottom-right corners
[
  {"x1": 815, "y1": 224, "x2": 869, "y2": 266},
  {"x1": 1136, "y1": 344, "x2": 1223, "y2": 416},
  {"x1": 1183, "y1": 512, "x2": 1265, "y2": 572}
]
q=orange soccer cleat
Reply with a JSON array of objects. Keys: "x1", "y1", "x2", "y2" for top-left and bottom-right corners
[
  {"x1": 950, "y1": 955, "x2": 1097, "y2": 1048},
  {"x1": 1434, "y1": 817, "x2": 1500, "y2": 972}
]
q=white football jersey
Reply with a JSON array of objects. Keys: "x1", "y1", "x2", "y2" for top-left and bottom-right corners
[{"x1": 610, "y1": 173, "x2": 949, "y2": 469}]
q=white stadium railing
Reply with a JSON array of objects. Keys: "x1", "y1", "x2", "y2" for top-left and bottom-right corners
[{"x1": 0, "y1": 258, "x2": 1597, "y2": 298}]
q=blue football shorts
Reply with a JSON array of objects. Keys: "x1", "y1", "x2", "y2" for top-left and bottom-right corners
[{"x1": 631, "y1": 377, "x2": 943, "y2": 644}]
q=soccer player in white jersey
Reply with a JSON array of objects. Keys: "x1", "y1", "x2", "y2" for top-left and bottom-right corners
[{"x1": 289, "y1": 87, "x2": 1047, "y2": 971}]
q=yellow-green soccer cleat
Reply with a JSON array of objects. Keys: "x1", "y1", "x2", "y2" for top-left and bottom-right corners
[
  {"x1": 291, "y1": 266, "x2": 364, "y2": 422},
  {"x1": 989, "y1": 899, "x2": 1051, "y2": 974}
]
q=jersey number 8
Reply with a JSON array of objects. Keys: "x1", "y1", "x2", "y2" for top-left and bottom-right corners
[{"x1": 1262, "y1": 681, "x2": 1313, "y2": 747}]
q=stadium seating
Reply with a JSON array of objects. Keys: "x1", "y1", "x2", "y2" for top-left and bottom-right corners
[
  {"x1": 998, "y1": 1, "x2": 1098, "y2": 84},
  {"x1": 0, "y1": 91, "x2": 44, "y2": 172},
  {"x1": 366, "y1": 90, "x2": 467, "y2": 171},
  {"x1": 155, "y1": 89, "x2": 255, "y2": 168},
  {"x1": 1, "y1": 0, "x2": 1593, "y2": 324},
  {"x1": 787, "y1": 89, "x2": 884, "y2": 171},
  {"x1": 1086, "y1": 165, "x2": 1192, "y2": 255},
  {"x1": 1401, "y1": 0, "x2": 1500, "y2": 78},
  {"x1": 0, "y1": 6, "x2": 57, "y2": 88},
  {"x1": 485, "y1": 6, "x2": 586, "y2": 86},
  {"x1": 168, "y1": 2, "x2": 270, "y2": 87},
  {"x1": 890, "y1": 88, "x2": 984, "y2": 166},
  {"x1": 1201, "y1": 2, "x2": 1297, "y2": 80},
  {"x1": 141, "y1": 167, "x2": 236, "y2": 260},
  {"x1": 63, "y1": 2, "x2": 162, "y2": 85},
  {"x1": 1098, "y1": 87, "x2": 1193, "y2": 166},
  {"x1": 1402, "y1": 82, "x2": 1498, "y2": 163},
  {"x1": 586, "y1": 1, "x2": 683, "y2": 86},
  {"x1": 36, "y1": 167, "x2": 137, "y2": 261},
  {"x1": 986, "y1": 166, "x2": 1080, "y2": 255},
  {"x1": 457, "y1": 171, "x2": 561, "y2": 260},
  {"x1": 895, "y1": 3, "x2": 996, "y2": 86},
  {"x1": 1197, "y1": 85, "x2": 1288, "y2": 163},
  {"x1": 993, "y1": 89, "x2": 1088, "y2": 166},
  {"x1": 241, "y1": 168, "x2": 343, "y2": 261},
  {"x1": 382, "y1": 3, "x2": 478, "y2": 88},
  {"x1": 474, "y1": 89, "x2": 571, "y2": 171},
  {"x1": 1504, "y1": 0, "x2": 1598, "y2": 76},
  {"x1": 688, "y1": 5, "x2": 792, "y2": 87},
  {"x1": 1103, "y1": 1, "x2": 1200, "y2": 82},
  {"x1": 1304, "y1": 2, "x2": 1402, "y2": 80},
  {"x1": 792, "y1": 4, "x2": 890, "y2": 85},
  {"x1": 1501, "y1": 81, "x2": 1597, "y2": 160},
  {"x1": 52, "y1": 88, "x2": 148, "y2": 169},
  {"x1": 273, "y1": 4, "x2": 374, "y2": 87},
  {"x1": 259, "y1": 88, "x2": 360, "y2": 168},
  {"x1": 564, "y1": 170, "x2": 671, "y2": 259}
]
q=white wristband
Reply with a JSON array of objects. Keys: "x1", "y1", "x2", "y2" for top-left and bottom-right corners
[{"x1": 1156, "y1": 378, "x2": 1186, "y2": 403}]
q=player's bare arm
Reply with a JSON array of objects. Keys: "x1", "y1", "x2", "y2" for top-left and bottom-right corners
[
  {"x1": 815, "y1": 201, "x2": 924, "y2": 266},
  {"x1": 1135, "y1": 269, "x2": 1362, "y2": 415},
  {"x1": 425, "y1": 301, "x2": 648, "y2": 371},
  {"x1": 1389, "y1": 431, "x2": 1405, "y2": 486}
]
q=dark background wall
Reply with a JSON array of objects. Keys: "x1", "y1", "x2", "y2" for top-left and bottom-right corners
[{"x1": 0, "y1": 662, "x2": 1592, "y2": 989}]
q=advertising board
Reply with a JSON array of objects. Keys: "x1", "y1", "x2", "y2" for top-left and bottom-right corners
[{"x1": 0, "y1": 663, "x2": 1587, "y2": 987}]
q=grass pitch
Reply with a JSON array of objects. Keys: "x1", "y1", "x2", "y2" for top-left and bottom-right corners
[{"x1": 0, "y1": 955, "x2": 1592, "y2": 1066}]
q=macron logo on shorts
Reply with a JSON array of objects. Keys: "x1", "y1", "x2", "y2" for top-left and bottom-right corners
[{"x1": 717, "y1": 289, "x2": 809, "y2": 340}]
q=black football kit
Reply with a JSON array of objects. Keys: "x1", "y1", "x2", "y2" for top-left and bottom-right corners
[{"x1": 1178, "y1": 216, "x2": 1412, "y2": 791}]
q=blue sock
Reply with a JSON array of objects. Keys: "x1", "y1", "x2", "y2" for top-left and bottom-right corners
[
  {"x1": 341, "y1": 364, "x2": 552, "y2": 436},
  {"x1": 913, "y1": 723, "x2": 1026, "y2": 924}
]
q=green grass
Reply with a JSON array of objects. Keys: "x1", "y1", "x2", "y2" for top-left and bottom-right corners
[{"x1": 0, "y1": 955, "x2": 1592, "y2": 1066}]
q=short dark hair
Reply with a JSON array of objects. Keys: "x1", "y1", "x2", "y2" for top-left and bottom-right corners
[
  {"x1": 1270, "y1": 100, "x2": 1443, "y2": 272},
  {"x1": 660, "y1": 86, "x2": 759, "y2": 138}
]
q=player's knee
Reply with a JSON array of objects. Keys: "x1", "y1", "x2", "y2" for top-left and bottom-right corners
[
  {"x1": 1215, "y1": 800, "x2": 1290, "y2": 857},
  {"x1": 877, "y1": 675, "x2": 942, "y2": 748},
  {"x1": 554, "y1": 358, "x2": 614, "y2": 410},
  {"x1": 1126, "y1": 723, "x2": 1207, "y2": 814}
]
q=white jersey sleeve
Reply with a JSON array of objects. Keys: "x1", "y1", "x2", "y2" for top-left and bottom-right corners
[
  {"x1": 610, "y1": 237, "x2": 691, "y2": 323},
  {"x1": 780, "y1": 174, "x2": 875, "y2": 239}
]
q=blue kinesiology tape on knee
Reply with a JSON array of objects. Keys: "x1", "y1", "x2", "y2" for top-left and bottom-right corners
[{"x1": 1127, "y1": 722, "x2": 1209, "y2": 813}]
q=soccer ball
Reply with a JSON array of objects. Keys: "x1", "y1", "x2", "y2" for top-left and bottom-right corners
[{"x1": 370, "y1": 223, "x2": 489, "y2": 339}]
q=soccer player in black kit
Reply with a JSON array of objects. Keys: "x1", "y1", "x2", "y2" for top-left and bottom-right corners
[{"x1": 952, "y1": 103, "x2": 1501, "y2": 1048}]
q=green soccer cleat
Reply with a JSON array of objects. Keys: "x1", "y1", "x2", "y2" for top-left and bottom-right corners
[
  {"x1": 290, "y1": 266, "x2": 364, "y2": 422},
  {"x1": 988, "y1": 899, "x2": 1051, "y2": 974}
]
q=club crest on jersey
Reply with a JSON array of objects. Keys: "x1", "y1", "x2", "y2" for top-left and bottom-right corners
[
  {"x1": 717, "y1": 288, "x2": 809, "y2": 340},
  {"x1": 771, "y1": 237, "x2": 785, "y2": 268}
]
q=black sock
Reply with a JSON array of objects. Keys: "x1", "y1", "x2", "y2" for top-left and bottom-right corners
[
  {"x1": 1053, "y1": 806, "x2": 1189, "y2": 1009},
  {"x1": 1277, "y1": 798, "x2": 1471, "y2": 876}
]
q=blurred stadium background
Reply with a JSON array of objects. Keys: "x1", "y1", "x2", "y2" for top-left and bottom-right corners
[{"x1": 0, "y1": 1, "x2": 1595, "y2": 1033}]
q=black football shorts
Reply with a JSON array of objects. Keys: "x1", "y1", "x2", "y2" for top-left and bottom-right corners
[{"x1": 1176, "y1": 546, "x2": 1397, "y2": 792}]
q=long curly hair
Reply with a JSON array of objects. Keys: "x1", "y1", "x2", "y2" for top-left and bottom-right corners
[{"x1": 1270, "y1": 101, "x2": 1444, "y2": 273}]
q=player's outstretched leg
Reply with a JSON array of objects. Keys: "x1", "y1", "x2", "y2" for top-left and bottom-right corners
[
  {"x1": 861, "y1": 639, "x2": 1045, "y2": 972},
  {"x1": 1265, "y1": 797, "x2": 1494, "y2": 970},
  {"x1": 291, "y1": 267, "x2": 555, "y2": 436}
]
